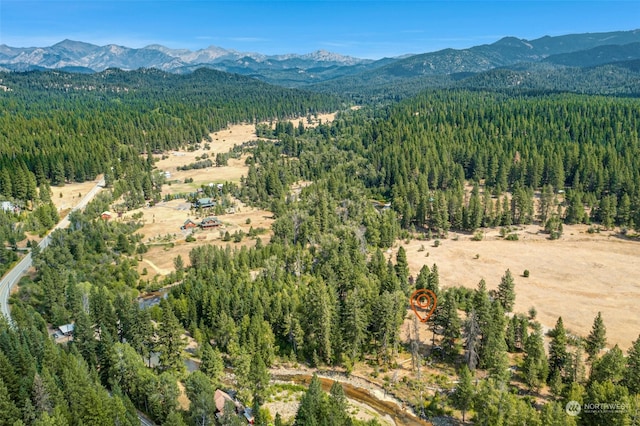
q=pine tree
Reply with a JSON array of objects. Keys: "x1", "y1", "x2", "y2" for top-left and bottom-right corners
[
  {"x1": 441, "y1": 291, "x2": 461, "y2": 358},
  {"x1": 341, "y1": 289, "x2": 367, "y2": 362},
  {"x1": 548, "y1": 317, "x2": 568, "y2": 386},
  {"x1": 583, "y1": 380, "x2": 631, "y2": 426},
  {"x1": 585, "y1": 311, "x2": 607, "y2": 361},
  {"x1": 451, "y1": 365, "x2": 474, "y2": 422},
  {"x1": 481, "y1": 302, "x2": 509, "y2": 383},
  {"x1": 395, "y1": 246, "x2": 409, "y2": 292},
  {"x1": 468, "y1": 184, "x2": 483, "y2": 231},
  {"x1": 200, "y1": 344, "x2": 224, "y2": 386},
  {"x1": 164, "y1": 410, "x2": 188, "y2": 426},
  {"x1": 590, "y1": 344, "x2": 625, "y2": 385},
  {"x1": 566, "y1": 346, "x2": 586, "y2": 385},
  {"x1": 157, "y1": 302, "x2": 186, "y2": 373},
  {"x1": 295, "y1": 374, "x2": 326, "y2": 425},
  {"x1": 248, "y1": 352, "x2": 270, "y2": 407},
  {"x1": 540, "y1": 401, "x2": 577, "y2": 426},
  {"x1": 522, "y1": 327, "x2": 548, "y2": 391},
  {"x1": 539, "y1": 184, "x2": 555, "y2": 224},
  {"x1": 0, "y1": 378, "x2": 20, "y2": 425},
  {"x1": 73, "y1": 310, "x2": 97, "y2": 367},
  {"x1": 626, "y1": 334, "x2": 640, "y2": 394},
  {"x1": 496, "y1": 269, "x2": 515, "y2": 312},
  {"x1": 151, "y1": 372, "x2": 181, "y2": 423},
  {"x1": 274, "y1": 413, "x2": 285, "y2": 426},
  {"x1": 220, "y1": 399, "x2": 245, "y2": 426},
  {"x1": 327, "y1": 381, "x2": 351, "y2": 425},
  {"x1": 303, "y1": 279, "x2": 333, "y2": 364},
  {"x1": 185, "y1": 371, "x2": 215, "y2": 426},
  {"x1": 414, "y1": 264, "x2": 430, "y2": 290}
]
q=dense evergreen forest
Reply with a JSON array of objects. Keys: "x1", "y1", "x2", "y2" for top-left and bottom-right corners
[
  {"x1": 243, "y1": 91, "x2": 640, "y2": 236},
  {"x1": 0, "y1": 68, "x2": 342, "y2": 200},
  {"x1": 1, "y1": 68, "x2": 640, "y2": 425},
  {"x1": 310, "y1": 60, "x2": 640, "y2": 103}
]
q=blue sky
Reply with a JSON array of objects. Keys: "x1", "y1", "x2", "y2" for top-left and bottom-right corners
[{"x1": 1, "y1": 1, "x2": 638, "y2": 58}]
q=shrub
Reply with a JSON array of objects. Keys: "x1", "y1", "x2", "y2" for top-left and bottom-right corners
[
  {"x1": 186, "y1": 234, "x2": 196, "y2": 242},
  {"x1": 545, "y1": 217, "x2": 564, "y2": 239},
  {"x1": 232, "y1": 231, "x2": 244, "y2": 243},
  {"x1": 472, "y1": 230, "x2": 484, "y2": 241},
  {"x1": 506, "y1": 233, "x2": 519, "y2": 241},
  {"x1": 433, "y1": 240, "x2": 440, "y2": 247},
  {"x1": 523, "y1": 269, "x2": 530, "y2": 277}
]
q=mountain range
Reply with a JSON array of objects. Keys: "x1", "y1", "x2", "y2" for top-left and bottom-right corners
[
  {"x1": 0, "y1": 39, "x2": 372, "y2": 76},
  {"x1": 1, "y1": 29, "x2": 640, "y2": 94}
]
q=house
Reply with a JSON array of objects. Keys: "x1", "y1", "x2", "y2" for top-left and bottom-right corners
[
  {"x1": 194, "y1": 197, "x2": 216, "y2": 209},
  {"x1": 181, "y1": 219, "x2": 198, "y2": 230},
  {"x1": 200, "y1": 217, "x2": 221, "y2": 229},
  {"x1": 214, "y1": 389, "x2": 241, "y2": 419},
  {"x1": 1, "y1": 201, "x2": 14, "y2": 212},
  {"x1": 58, "y1": 324, "x2": 75, "y2": 336},
  {"x1": 101, "y1": 211, "x2": 112, "y2": 220}
]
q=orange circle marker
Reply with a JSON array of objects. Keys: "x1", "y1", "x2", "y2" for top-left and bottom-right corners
[{"x1": 410, "y1": 289, "x2": 437, "y2": 323}]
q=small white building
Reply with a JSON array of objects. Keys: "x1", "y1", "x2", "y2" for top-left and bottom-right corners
[{"x1": 1, "y1": 201, "x2": 14, "y2": 212}]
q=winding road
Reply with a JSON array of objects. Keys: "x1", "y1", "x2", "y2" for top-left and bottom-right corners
[{"x1": 0, "y1": 178, "x2": 104, "y2": 321}]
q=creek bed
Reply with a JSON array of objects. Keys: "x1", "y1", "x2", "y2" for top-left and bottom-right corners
[{"x1": 272, "y1": 373, "x2": 431, "y2": 426}]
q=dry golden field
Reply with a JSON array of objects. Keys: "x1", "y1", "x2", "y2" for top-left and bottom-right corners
[{"x1": 395, "y1": 224, "x2": 640, "y2": 351}]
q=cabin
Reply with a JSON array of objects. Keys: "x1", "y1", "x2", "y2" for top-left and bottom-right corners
[
  {"x1": 214, "y1": 389, "x2": 241, "y2": 420},
  {"x1": 194, "y1": 197, "x2": 216, "y2": 209},
  {"x1": 58, "y1": 324, "x2": 75, "y2": 336},
  {"x1": 200, "y1": 217, "x2": 221, "y2": 229},
  {"x1": 101, "y1": 211, "x2": 112, "y2": 220},
  {"x1": 181, "y1": 219, "x2": 198, "y2": 230}
]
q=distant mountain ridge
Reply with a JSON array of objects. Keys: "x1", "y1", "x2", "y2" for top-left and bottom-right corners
[
  {"x1": 370, "y1": 29, "x2": 640, "y2": 77},
  {"x1": 0, "y1": 39, "x2": 371, "y2": 73},
  {"x1": 1, "y1": 29, "x2": 639, "y2": 91}
]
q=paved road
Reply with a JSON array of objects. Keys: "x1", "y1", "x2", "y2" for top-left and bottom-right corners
[{"x1": 0, "y1": 178, "x2": 105, "y2": 322}]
